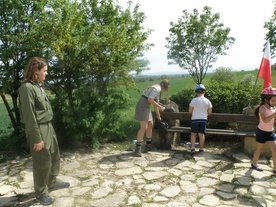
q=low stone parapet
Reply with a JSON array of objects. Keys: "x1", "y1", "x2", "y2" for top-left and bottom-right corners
[{"x1": 243, "y1": 136, "x2": 271, "y2": 157}]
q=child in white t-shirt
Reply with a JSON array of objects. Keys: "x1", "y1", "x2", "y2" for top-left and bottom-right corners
[{"x1": 189, "y1": 84, "x2": 212, "y2": 154}]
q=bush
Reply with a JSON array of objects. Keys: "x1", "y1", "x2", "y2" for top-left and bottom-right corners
[
  {"x1": 51, "y1": 87, "x2": 132, "y2": 149},
  {"x1": 0, "y1": 125, "x2": 29, "y2": 162},
  {"x1": 211, "y1": 67, "x2": 236, "y2": 84},
  {"x1": 206, "y1": 81, "x2": 261, "y2": 113},
  {"x1": 170, "y1": 80, "x2": 261, "y2": 129},
  {"x1": 170, "y1": 89, "x2": 195, "y2": 112}
]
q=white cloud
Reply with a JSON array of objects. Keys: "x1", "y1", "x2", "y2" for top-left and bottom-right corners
[{"x1": 118, "y1": 0, "x2": 274, "y2": 74}]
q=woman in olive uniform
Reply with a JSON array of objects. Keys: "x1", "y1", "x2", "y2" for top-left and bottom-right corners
[
  {"x1": 134, "y1": 79, "x2": 170, "y2": 156},
  {"x1": 19, "y1": 57, "x2": 69, "y2": 205}
]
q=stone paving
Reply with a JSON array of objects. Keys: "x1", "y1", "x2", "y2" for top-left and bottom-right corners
[{"x1": 0, "y1": 143, "x2": 276, "y2": 207}]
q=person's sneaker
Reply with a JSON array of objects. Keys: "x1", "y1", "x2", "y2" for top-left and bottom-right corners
[
  {"x1": 251, "y1": 163, "x2": 263, "y2": 171},
  {"x1": 199, "y1": 149, "x2": 204, "y2": 153},
  {"x1": 135, "y1": 146, "x2": 142, "y2": 157},
  {"x1": 49, "y1": 181, "x2": 70, "y2": 191},
  {"x1": 36, "y1": 195, "x2": 54, "y2": 205},
  {"x1": 191, "y1": 148, "x2": 196, "y2": 154}
]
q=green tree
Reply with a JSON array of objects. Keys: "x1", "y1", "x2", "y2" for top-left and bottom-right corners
[
  {"x1": 264, "y1": 1, "x2": 276, "y2": 57},
  {"x1": 0, "y1": 0, "x2": 153, "y2": 149},
  {"x1": 42, "y1": 0, "x2": 153, "y2": 147},
  {"x1": 272, "y1": 63, "x2": 276, "y2": 70},
  {"x1": 210, "y1": 67, "x2": 235, "y2": 83},
  {"x1": 165, "y1": 6, "x2": 235, "y2": 84},
  {"x1": 0, "y1": 0, "x2": 48, "y2": 130},
  {"x1": 41, "y1": 0, "x2": 152, "y2": 106}
]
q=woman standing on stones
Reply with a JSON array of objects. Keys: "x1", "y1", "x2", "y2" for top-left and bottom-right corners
[
  {"x1": 134, "y1": 79, "x2": 170, "y2": 157},
  {"x1": 19, "y1": 57, "x2": 70, "y2": 205},
  {"x1": 252, "y1": 86, "x2": 276, "y2": 175}
]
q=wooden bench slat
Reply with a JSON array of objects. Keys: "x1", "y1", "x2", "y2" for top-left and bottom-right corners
[
  {"x1": 160, "y1": 112, "x2": 257, "y2": 124},
  {"x1": 167, "y1": 126, "x2": 255, "y2": 137}
]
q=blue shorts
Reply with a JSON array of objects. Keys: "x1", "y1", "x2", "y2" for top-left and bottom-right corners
[
  {"x1": 256, "y1": 127, "x2": 276, "y2": 143},
  {"x1": 191, "y1": 119, "x2": 207, "y2": 134}
]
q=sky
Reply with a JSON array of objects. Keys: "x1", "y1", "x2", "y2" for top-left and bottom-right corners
[{"x1": 118, "y1": 0, "x2": 275, "y2": 75}]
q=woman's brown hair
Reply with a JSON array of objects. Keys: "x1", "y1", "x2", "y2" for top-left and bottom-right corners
[
  {"x1": 23, "y1": 57, "x2": 47, "y2": 83},
  {"x1": 254, "y1": 96, "x2": 273, "y2": 120},
  {"x1": 160, "y1": 79, "x2": 170, "y2": 90}
]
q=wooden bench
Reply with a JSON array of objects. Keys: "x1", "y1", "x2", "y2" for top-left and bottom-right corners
[
  {"x1": 160, "y1": 112, "x2": 257, "y2": 136},
  {"x1": 152, "y1": 111, "x2": 271, "y2": 155}
]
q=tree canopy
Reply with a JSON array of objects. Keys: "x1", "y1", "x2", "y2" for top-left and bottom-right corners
[
  {"x1": 0, "y1": 0, "x2": 152, "y2": 146},
  {"x1": 165, "y1": 6, "x2": 235, "y2": 84},
  {"x1": 210, "y1": 67, "x2": 235, "y2": 83},
  {"x1": 264, "y1": 1, "x2": 276, "y2": 58}
]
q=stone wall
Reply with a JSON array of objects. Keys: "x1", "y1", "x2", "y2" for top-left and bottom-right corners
[
  {"x1": 242, "y1": 106, "x2": 271, "y2": 156},
  {"x1": 152, "y1": 99, "x2": 179, "y2": 149},
  {"x1": 244, "y1": 137, "x2": 271, "y2": 157}
]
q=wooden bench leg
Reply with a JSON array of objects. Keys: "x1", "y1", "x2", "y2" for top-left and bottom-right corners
[{"x1": 172, "y1": 132, "x2": 180, "y2": 148}]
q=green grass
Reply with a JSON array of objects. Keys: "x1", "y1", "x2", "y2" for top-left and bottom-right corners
[
  {"x1": 0, "y1": 98, "x2": 13, "y2": 138},
  {"x1": 127, "y1": 69, "x2": 267, "y2": 100}
]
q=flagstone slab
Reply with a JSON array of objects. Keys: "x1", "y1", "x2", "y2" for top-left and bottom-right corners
[
  {"x1": 165, "y1": 158, "x2": 181, "y2": 166},
  {"x1": 168, "y1": 168, "x2": 182, "y2": 176},
  {"x1": 196, "y1": 177, "x2": 219, "y2": 187},
  {"x1": 198, "y1": 187, "x2": 216, "y2": 196},
  {"x1": 216, "y1": 183, "x2": 235, "y2": 193},
  {"x1": 71, "y1": 186, "x2": 91, "y2": 196},
  {"x1": 115, "y1": 166, "x2": 142, "y2": 176},
  {"x1": 235, "y1": 176, "x2": 252, "y2": 186},
  {"x1": 179, "y1": 180, "x2": 198, "y2": 193},
  {"x1": 115, "y1": 161, "x2": 135, "y2": 168},
  {"x1": 234, "y1": 187, "x2": 249, "y2": 196},
  {"x1": 219, "y1": 173, "x2": 234, "y2": 182},
  {"x1": 199, "y1": 194, "x2": 220, "y2": 206},
  {"x1": 216, "y1": 191, "x2": 237, "y2": 200},
  {"x1": 196, "y1": 160, "x2": 214, "y2": 168},
  {"x1": 267, "y1": 188, "x2": 276, "y2": 196},
  {"x1": 143, "y1": 171, "x2": 169, "y2": 180},
  {"x1": 89, "y1": 192, "x2": 127, "y2": 207},
  {"x1": 153, "y1": 196, "x2": 169, "y2": 202},
  {"x1": 127, "y1": 195, "x2": 141, "y2": 205},
  {"x1": 160, "y1": 186, "x2": 181, "y2": 198},
  {"x1": 91, "y1": 187, "x2": 113, "y2": 199},
  {"x1": 0, "y1": 194, "x2": 17, "y2": 207},
  {"x1": 232, "y1": 153, "x2": 251, "y2": 162},
  {"x1": 250, "y1": 185, "x2": 266, "y2": 195},
  {"x1": 54, "y1": 196, "x2": 74, "y2": 207},
  {"x1": 62, "y1": 161, "x2": 81, "y2": 171},
  {"x1": 143, "y1": 184, "x2": 162, "y2": 191}
]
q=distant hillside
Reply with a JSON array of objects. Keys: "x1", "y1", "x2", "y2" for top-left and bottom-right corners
[{"x1": 128, "y1": 69, "x2": 276, "y2": 101}]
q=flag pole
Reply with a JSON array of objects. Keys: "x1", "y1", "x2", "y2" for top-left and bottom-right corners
[
  {"x1": 245, "y1": 40, "x2": 270, "y2": 115},
  {"x1": 245, "y1": 74, "x2": 259, "y2": 115}
]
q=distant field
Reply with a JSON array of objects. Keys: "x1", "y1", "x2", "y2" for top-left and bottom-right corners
[{"x1": 126, "y1": 69, "x2": 269, "y2": 100}]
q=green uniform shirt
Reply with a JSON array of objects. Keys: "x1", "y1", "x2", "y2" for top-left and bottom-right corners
[{"x1": 19, "y1": 82, "x2": 53, "y2": 144}]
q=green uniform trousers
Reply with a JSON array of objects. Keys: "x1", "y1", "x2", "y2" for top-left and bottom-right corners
[{"x1": 29, "y1": 122, "x2": 60, "y2": 198}]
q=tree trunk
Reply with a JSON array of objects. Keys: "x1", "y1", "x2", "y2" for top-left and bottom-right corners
[{"x1": 0, "y1": 94, "x2": 17, "y2": 130}]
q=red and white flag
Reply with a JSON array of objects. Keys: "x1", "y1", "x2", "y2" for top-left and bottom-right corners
[{"x1": 258, "y1": 40, "x2": 271, "y2": 89}]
